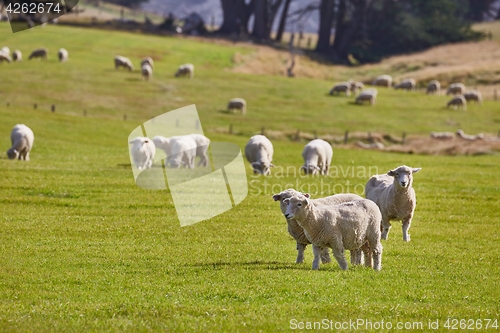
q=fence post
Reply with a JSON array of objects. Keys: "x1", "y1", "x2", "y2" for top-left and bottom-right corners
[
  {"x1": 402, "y1": 132, "x2": 406, "y2": 144},
  {"x1": 344, "y1": 130, "x2": 349, "y2": 144},
  {"x1": 123, "y1": 114, "x2": 127, "y2": 121},
  {"x1": 294, "y1": 130, "x2": 300, "y2": 141},
  {"x1": 51, "y1": 104, "x2": 55, "y2": 112},
  {"x1": 261, "y1": 126, "x2": 266, "y2": 136},
  {"x1": 34, "y1": 103, "x2": 37, "y2": 110}
]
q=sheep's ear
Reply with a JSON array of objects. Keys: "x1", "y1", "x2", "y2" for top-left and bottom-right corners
[
  {"x1": 302, "y1": 197, "x2": 310, "y2": 206},
  {"x1": 251, "y1": 162, "x2": 261, "y2": 168},
  {"x1": 272, "y1": 194, "x2": 281, "y2": 201},
  {"x1": 302, "y1": 193, "x2": 311, "y2": 198},
  {"x1": 387, "y1": 170, "x2": 396, "y2": 176},
  {"x1": 412, "y1": 168, "x2": 421, "y2": 174}
]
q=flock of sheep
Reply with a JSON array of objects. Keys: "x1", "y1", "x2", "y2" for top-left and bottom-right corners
[{"x1": 0, "y1": 46, "x2": 68, "y2": 62}]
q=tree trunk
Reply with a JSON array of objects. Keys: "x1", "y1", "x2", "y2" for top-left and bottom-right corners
[
  {"x1": 218, "y1": 0, "x2": 253, "y2": 35},
  {"x1": 331, "y1": 0, "x2": 346, "y2": 51},
  {"x1": 252, "y1": 0, "x2": 269, "y2": 40},
  {"x1": 275, "y1": 0, "x2": 292, "y2": 42},
  {"x1": 267, "y1": 0, "x2": 284, "y2": 38},
  {"x1": 315, "y1": 0, "x2": 335, "y2": 53}
]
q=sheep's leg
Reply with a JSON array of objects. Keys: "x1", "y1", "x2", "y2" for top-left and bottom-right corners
[
  {"x1": 311, "y1": 244, "x2": 322, "y2": 270},
  {"x1": 296, "y1": 242, "x2": 306, "y2": 264},
  {"x1": 362, "y1": 242, "x2": 371, "y2": 267},
  {"x1": 330, "y1": 243, "x2": 348, "y2": 270},
  {"x1": 371, "y1": 241, "x2": 383, "y2": 271},
  {"x1": 381, "y1": 216, "x2": 391, "y2": 240},
  {"x1": 402, "y1": 216, "x2": 412, "y2": 242},
  {"x1": 350, "y1": 249, "x2": 361, "y2": 265},
  {"x1": 320, "y1": 248, "x2": 331, "y2": 264}
]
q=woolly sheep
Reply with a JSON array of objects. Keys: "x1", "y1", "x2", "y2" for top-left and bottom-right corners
[
  {"x1": 329, "y1": 82, "x2": 351, "y2": 96},
  {"x1": 349, "y1": 80, "x2": 365, "y2": 94},
  {"x1": 153, "y1": 134, "x2": 210, "y2": 167},
  {"x1": 141, "y1": 64, "x2": 153, "y2": 81},
  {"x1": 456, "y1": 129, "x2": 484, "y2": 141},
  {"x1": 13, "y1": 50, "x2": 22, "y2": 62},
  {"x1": 273, "y1": 189, "x2": 364, "y2": 265},
  {"x1": 141, "y1": 57, "x2": 154, "y2": 69},
  {"x1": 372, "y1": 75, "x2": 392, "y2": 87},
  {"x1": 463, "y1": 90, "x2": 482, "y2": 104},
  {"x1": 447, "y1": 95, "x2": 466, "y2": 111},
  {"x1": 245, "y1": 134, "x2": 274, "y2": 175},
  {"x1": 29, "y1": 48, "x2": 48, "y2": 60},
  {"x1": 446, "y1": 83, "x2": 466, "y2": 95},
  {"x1": 426, "y1": 80, "x2": 440, "y2": 94},
  {"x1": 284, "y1": 194, "x2": 383, "y2": 271},
  {"x1": 227, "y1": 98, "x2": 247, "y2": 115},
  {"x1": 175, "y1": 63, "x2": 194, "y2": 78},
  {"x1": 115, "y1": 55, "x2": 133, "y2": 71},
  {"x1": 166, "y1": 136, "x2": 197, "y2": 169},
  {"x1": 129, "y1": 137, "x2": 156, "y2": 170},
  {"x1": 1, "y1": 46, "x2": 10, "y2": 55},
  {"x1": 301, "y1": 139, "x2": 333, "y2": 175},
  {"x1": 7, "y1": 124, "x2": 34, "y2": 161},
  {"x1": 365, "y1": 165, "x2": 421, "y2": 242},
  {"x1": 430, "y1": 131, "x2": 454, "y2": 140},
  {"x1": 58, "y1": 48, "x2": 68, "y2": 62},
  {"x1": 356, "y1": 88, "x2": 378, "y2": 105},
  {"x1": 0, "y1": 51, "x2": 11, "y2": 63},
  {"x1": 394, "y1": 78, "x2": 416, "y2": 91}
]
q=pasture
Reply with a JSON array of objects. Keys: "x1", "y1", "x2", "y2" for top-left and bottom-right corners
[{"x1": 0, "y1": 23, "x2": 499, "y2": 332}]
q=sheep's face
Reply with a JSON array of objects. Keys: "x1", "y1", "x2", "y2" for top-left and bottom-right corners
[
  {"x1": 283, "y1": 195, "x2": 309, "y2": 220},
  {"x1": 388, "y1": 166, "x2": 421, "y2": 188},
  {"x1": 7, "y1": 148, "x2": 19, "y2": 160},
  {"x1": 251, "y1": 162, "x2": 273, "y2": 175},
  {"x1": 301, "y1": 164, "x2": 319, "y2": 175},
  {"x1": 273, "y1": 190, "x2": 310, "y2": 215}
]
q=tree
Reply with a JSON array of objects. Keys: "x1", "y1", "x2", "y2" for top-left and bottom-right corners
[
  {"x1": 315, "y1": 0, "x2": 335, "y2": 53},
  {"x1": 251, "y1": 0, "x2": 284, "y2": 41},
  {"x1": 217, "y1": 0, "x2": 254, "y2": 35},
  {"x1": 275, "y1": 0, "x2": 292, "y2": 42}
]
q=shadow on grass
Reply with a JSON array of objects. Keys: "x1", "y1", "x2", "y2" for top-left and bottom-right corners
[{"x1": 189, "y1": 260, "x2": 313, "y2": 271}]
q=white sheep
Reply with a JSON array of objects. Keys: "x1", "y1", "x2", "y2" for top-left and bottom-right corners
[
  {"x1": 245, "y1": 135, "x2": 274, "y2": 175},
  {"x1": 273, "y1": 189, "x2": 364, "y2": 265},
  {"x1": 349, "y1": 80, "x2": 365, "y2": 94},
  {"x1": 0, "y1": 51, "x2": 11, "y2": 63},
  {"x1": 58, "y1": 48, "x2": 68, "y2": 62},
  {"x1": 301, "y1": 139, "x2": 333, "y2": 175},
  {"x1": 175, "y1": 63, "x2": 194, "y2": 78},
  {"x1": 141, "y1": 64, "x2": 153, "y2": 81},
  {"x1": 141, "y1": 57, "x2": 154, "y2": 69},
  {"x1": 456, "y1": 129, "x2": 484, "y2": 141},
  {"x1": 356, "y1": 88, "x2": 378, "y2": 105},
  {"x1": 357, "y1": 141, "x2": 384, "y2": 149},
  {"x1": 284, "y1": 194, "x2": 383, "y2": 271},
  {"x1": 394, "y1": 78, "x2": 416, "y2": 91},
  {"x1": 447, "y1": 95, "x2": 467, "y2": 111},
  {"x1": 28, "y1": 48, "x2": 48, "y2": 60},
  {"x1": 153, "y1": 134, "x2": 210, "y2": 167},
  {"x1": 166, "y1": 136, "x2": 197, "y2": 169},
  {"x1": 372, "y1": 74, "x2": 392, "y2": 87},
  {"x1": 446, "y1": 83, "x2": 466, "y2": 95},
  {"x1": 1, "y1": 46, "x2": 10, "y2": 56},
  {"x1": 227, "y1": 98, "x2": 247, "y2": 115},
  {"x1": 430, "y1": 131, "x2": 454, "y2": 140},
  {"x1": 329, "y1": 82, "x2": 351, "y2": 96},
  {"x1": 365, "y1": 165, "x2": 421, "y2": 242},
  {"x1": 129, "y1": 137, "x2": 156, "y2": 170},
  {"x1": 13, "y1": 50, "x2": 22, "y2": 62},
  {"x1": 115, "y1": 55, "x2": 133, "y2": 71},
  {"x1": 426, "y1": 80, "x2": 440, "y2": 94},
  {"x1": 7, "y1": 124, "x2": 34, "y2": 161},
  {"x1": 463, "y1": 90, "x2": 482, "y2": 104}
]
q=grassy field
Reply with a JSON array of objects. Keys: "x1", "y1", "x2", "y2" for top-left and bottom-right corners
[{"x1": 1, "y1": 23, "x2": 500, "y2": 332}]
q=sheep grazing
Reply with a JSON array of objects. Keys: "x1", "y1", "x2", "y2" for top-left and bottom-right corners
[
  {"x1": 284, "y1": 194, "x2": 383, "y2": 271},
  {"x1": 348, "y1": 80, "x2": 365, "y2": 94},
  {"x1": 166, "y1": 136, "x2": 197, "y2": 169},
  {"x1": 356, "y1": 88, "x2": 378, "y2": 105},
  {"x1": 447, "y1": 95, "x2": 467, "y2": 111},
  {"x1": 28, "y1": 48, "x2": 48, "y2": 60},
  {"x1": 0, "y1": 52, "x2": 11, "y2": 63},
  {"x1": 430, "y1": 131, "x2": 454, "y2": 140},
  {"x1": 227, "y1": 98, "x2": 247, "y2": 115},
  {"x1": 372, "y1": 74, "x2": 392, "y2": 87},
  {"x1": 446, "y1": 83, "x2": 466, "y2": 95},
  {"x1": 301, "y1": 139, "x2": 333, "y2": 175},
  {"x1": 7, "y1": 124, "x2": 35, "y2": 161},
  {"x1": 357, "y1": 141, "x2": 384, "y2": 149},
  {"x1": 114, "y1": 55, "x2": 133, "y2": 71},
  {"x1": 426, "y1": 80, "x2": 440, "y2": 94},
  {"x1": 329, "y1": 82, "x2": 351, "y2": 96},
  {"x1": 129, "y1": 137, "x2": 156, "y2": 170},
  {"x1": 394, "y1": 78, "x2": 416, "y2": 91},
  {"x1": 245, "y1": 135, "x2": 274, "y2": 175},
  {"x1": 13, "y1": 50, "x2": 22, "y2": 62},
  {"x1": 273, "y1": 189, "x2": 363, "y2": 265},
  {"x1": 175, "y1": 63, "x2": 194, "y2": 78},
  {"x1": 58, "y1": 48, "x2": 68, "y2": 62},
  {"x1": 141, "y1": 57, "x2": 154, "y2": 69},
  {"x1": 1, "y1": 46, "x2": 10, "y2": 56},
  {"x1": 141, "y1": 64, "x2": 153, "y2": 81},
  {"x1": 153, "y1": 134, "x2": 210, "y2": 167},
  {"x1": 365, "y1": 165, "x2": 421, "y2": 242},
  {"x1": 463, "y1": 90, "x2": 482, "y2": 105},
  {"x1": 456, "y1": 129, "x2": 484, "y2": 141}
]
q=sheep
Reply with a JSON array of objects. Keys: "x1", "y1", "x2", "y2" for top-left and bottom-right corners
[
  {"x1": 284, "y1": 194, "x2": 383, "y2": 271},
  {"x1": 166, "y1": 136, "x2": 197, "y2": 169},
  {"x1": 227, "y1": 98, "x2": 247, "y2": 115},
  {"x1": 28, "y1": 48, "x2": 48, "y2": 60},
  {"x1": 446, "y1": 83, "x2": 466, "y2": 95},
  {"x1": 463, "y1": 90, "x2": 482, "y2": 104},
  {"x1": 245, "y1": 135, "x2": 274, "y2": 175},
  {"x1": 301, "y1": 139, "x2": 333, "y2": 175},
  {"x1": 175, "y1": 63, "x2": 194, "y2": 78},
  {"x1": 447, "y1": 95, "x2": 467, "y2": 111},
  {"x1": 1, "y1": 46, "x2": 10, "y2": 56},
  {"x1": 456, "y1": 129, "x2": 484, "y2": 141},
  {"x1": 114, "y1": 55, "x2": 133, "y2": 71},
  {"x1": 329, "y1": 82, "x2": 351, "y2": 96},
  {"x1": 430, "y1": 131, "x2": 454, "y2": 140},
  {"x1": 426, "y1": 80, "x2": 440, "y2": 94},
  {"x1": 394, "y1": 78, "x2": 416, "y2": 91},
  {"x1": 13, "y1": 50, "x2": 22, "y2": 62},
  {"x1": 365, "y1": 165, "x2": 421, "y2": 242},
  {"x1": 349, "y1": 80, "x2": 365, "y2": 94},
  {"x1": 372, "y1": 74, "x2": 392, "y2": 87},
  {"x1": 153, "y1": 134, "x2": 210, "y2": 167},
  {"x1": 129, "y1": 137, "x2": 156, "y2": 170},
  {"x1": 273, "y1": 189, "x2": 364, "y2": 265},
  {"x1": 0, "y1": 51, "x2": 11, "y2": 63},
  {"x1": 141, "y1": 64, "x2": 153, "y2": 81},
  {"x1": 356, "y1": 88, "x2": 378, "y2": 105},
  {"x1": 7, "y1": 124, "x2": 34, "y2": 161},
  {"x1": 357, "y1": 141, "x2": 384, "y2": 149},
  {"x1": 141, "y1": 57, "x2": 154, "y2": 69},
  {"x1": 58, "y1": 48, "x2": 68, "y2": 62}
]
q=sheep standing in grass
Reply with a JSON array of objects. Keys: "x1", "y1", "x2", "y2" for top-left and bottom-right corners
[
  {"x1": 365, "y1": 165, "x2": 421, "y2": 242},
  {"x1": 175, "y1": 63, "x2": 194, "y2": 78},
  {"x1": 29, "y1": 48, "x2": 48, "y2": 60},
  {"x1": 356, "y1": 88, "x2": 378, "y2": 105},
  {"x1": 7, "y1": 124, "x2": 34, "y2": 161},
  {"x1": 141, "y1": 64, "x2": 153, "y2": 81},
  {"x1": 115, "y1": 55, "x2": 133, "y2": 71},
  {"x1": 58, "y1": 48, "x2": 68, "y2": 62},
  {"x1": 13, "y1": 50, "x2": 22, "y2": 62},
  {"x1": 0, "y1": 52, "x2": 11, "y2": 63},
  {"x1": 349, "y1": 81, "x2": 365, "y2": 94},
  {"x1": 1, "y1": 47, "x2": 10, "y2": 56},
  {"x1": 426, "y1": 80, "x2": 440, "y2": 94},
  {"x1": 284, "y1": 194, "x2": 383, "y2": 271},
  {"x1": 273, "y1": 189, "x2": 364, "y2": 265},
  {"x1": 446, "y1": 83, "x2": 466, "y2": 95},
  {"x1": 153, "y1": 134, "x2": 211, "y2": 167},
  {"x1": 447, "y1": 95, "x2": 467, "y2": 111},
  {"x1": 372, "y1": 75, "x2": 392, "y2": 87},
  {"x1": 394, "y1": 78, "x2": 416, "y2": 91},
  {"x1": 245, "y1": 135, "x2": 274, "y2": 175},
  {"x1": 227, "y1": 98, "x2": 247, "y2": 115},
  {"x1": 463, "y1": 90, "x2": 482, "y2": 104},
  {"x1": 141, "y1": 57, "x2": 154, "y2": 69},
  {"x1": 301, "y1": 139, "x2": 333, "y2": 175},
  {"x1": 329, "y1": 82, "x2": 351, "y2": 96},
  {"x1": 129, "y1": 137, "x2": 156, "y2": 170},
  {"x1": 166, "y1": 136, "x2": 197, "y2": 169}
]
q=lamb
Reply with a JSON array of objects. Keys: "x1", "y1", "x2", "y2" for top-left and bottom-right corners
[
  {"x1": 153, "y1": 134, "x2": 210, "y2": 167},
  {"x1": 141, "y1": 57, "x2": 154, "y2": 69},
  {"x1": 227, "y1": 98, "x2": 247, "y2": 115},
  {"x1": 456, "y1": 129, "x2": 484, "y2": 141},
  {"x1": 365, "y1": 165, "x2": 421, "y2": 242},
  {"x1": 7, "y1": 124, "x2": 35, "y2": 161},
  {"x1": 430, "y1": 131, "x2": 454, "y2": 140},
  {"x1": 372, "y1": 74, "x2": 392, "y2": 87},
  {"x1": 301, "y1": 139, "x2": 333, "y2": 175},
  {"x1": 57, "y1": 48, "x2": 68, "y2": 62},
  {"x1": 129, "y1": 137, "x2": 156, "y2": 170},
  {"x1": 114, "y1": 55, "x2": 133, "y2": 71},
  {"x1": 0, "y1": 51, "x2": 11, "y2": 63},
  {"x1": 166, "y1": 136, "x2": 197, "y2": 169},
  {"x1": 13, "y1": 50, "x2": 22, "y2": 62},
  {"x1": 284, "y1": 194, "x2": 383, "y2": 271},
  {"x1": 175, "y1": 63, "x2": 194, "y2": 78},
  {"x1": 329, "y1": 82, "x2": 351, "y2": 96},
  {"x1": 394, "y1": 78, "x2": 416, "y2": 91},
  {"x1": 273, "y1": 189, "x2": 364, "y2": 265},
  {"x1": 446, "y1": 83, "x2": 466, "y2": 95},
  {"x1": 356, "y1": 88, "x2": 378, "y2": 105},
  {"x1": 141, "y1": 64, "x2": 153, "y2": 81},
  {"x1": 426, "y1": 80, "x2": 440, "y2": 94},
  {"x1": 28, "y1": 48, "x2": 48, "y2": 60},
  {"x1": 447, "y1": 95, "x2": 467, "y2": 111},
  {"x1": 245, "y1": 135, "x2": 274, "y2": 175},
  {"x1": 463, "y1": 90, "x2": 482, "y2": 104}
]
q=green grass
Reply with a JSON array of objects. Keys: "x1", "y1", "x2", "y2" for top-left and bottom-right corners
[{"x1": 0, "y1": 23, "x2": 500, "y2": 332}]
